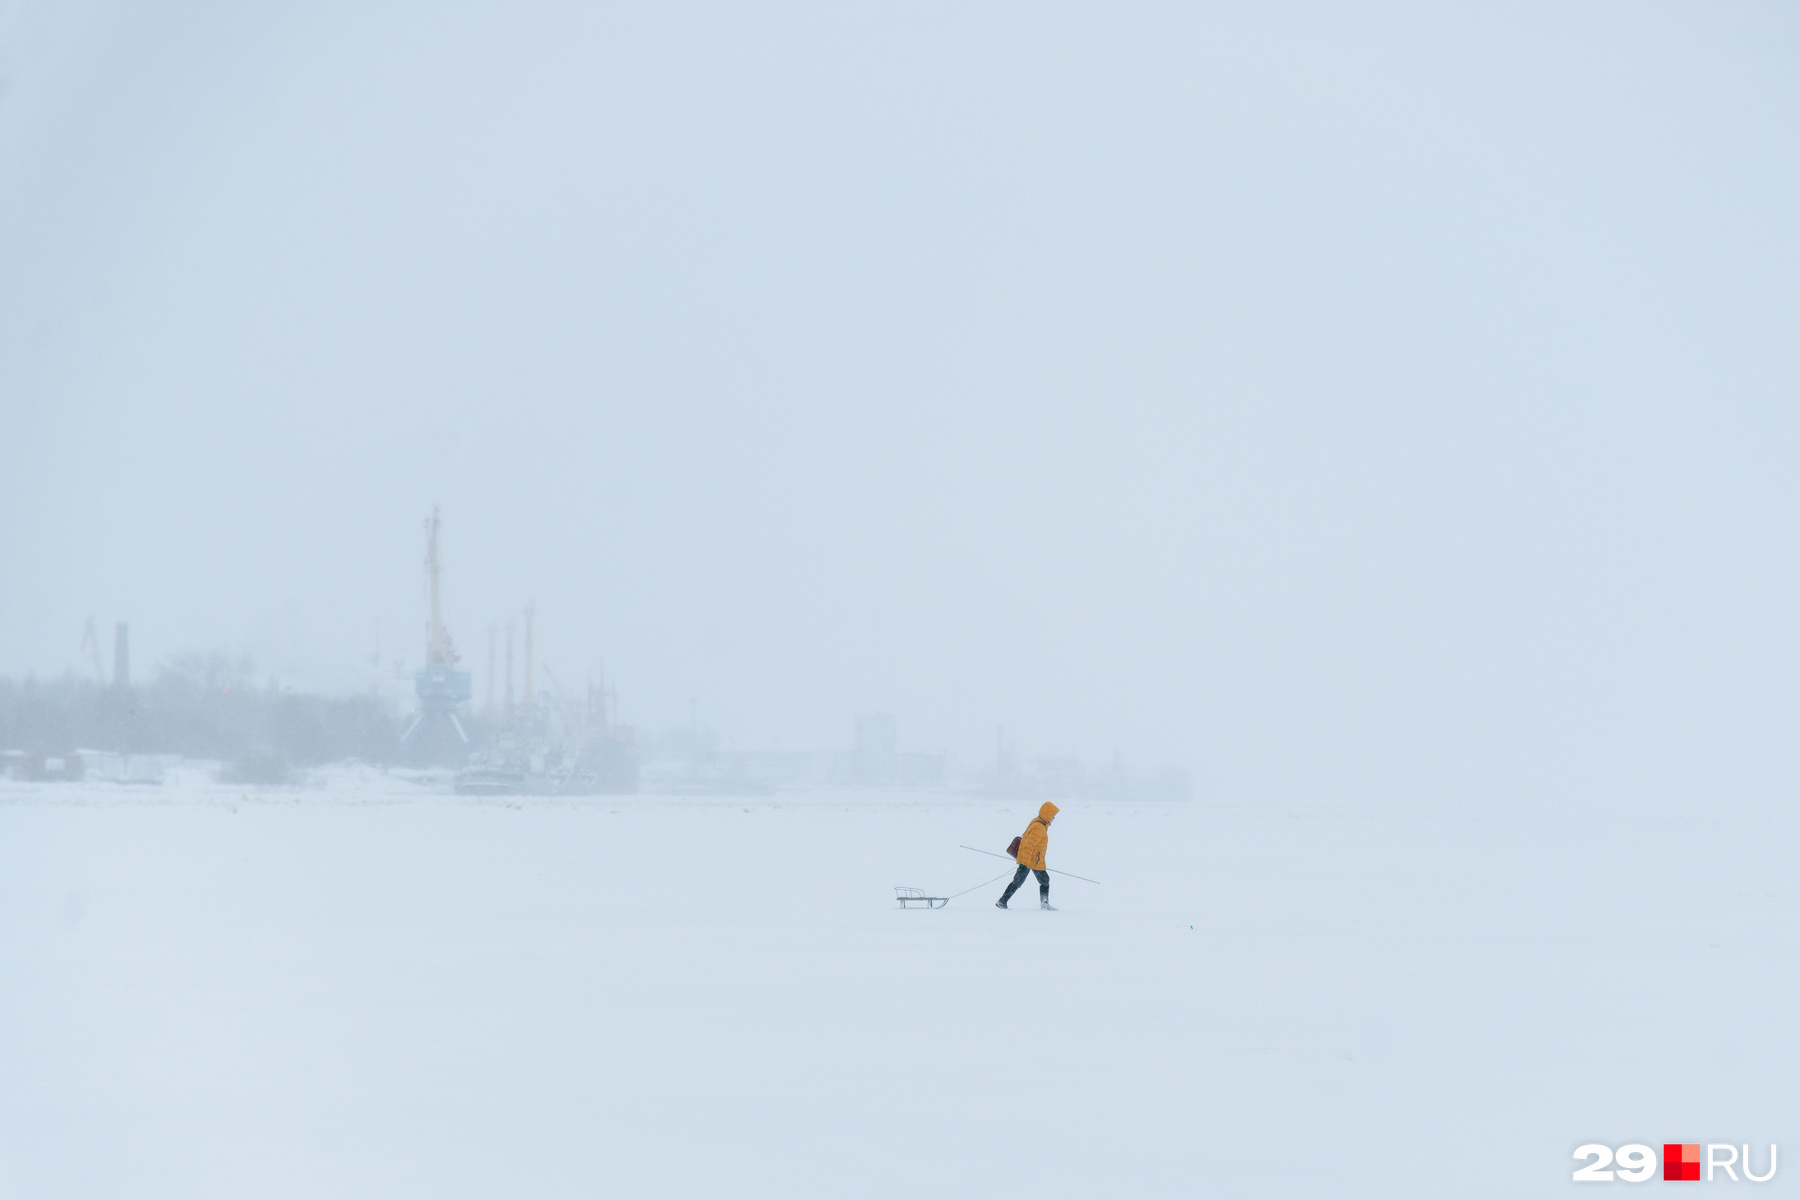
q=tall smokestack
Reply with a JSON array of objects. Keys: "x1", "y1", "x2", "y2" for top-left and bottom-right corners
[
  {"x1": 523, "y1": 604, "x2": 535, "y2": 715},
  {"x1": 112, "y1": 622, "x2": 130, "y2": 690},
  {"x1": 484, "y1": 623, "x2": 497, "y2": 714},
  {"x1": 504, "y1": 621, "x2": 515, "y2": 721}
]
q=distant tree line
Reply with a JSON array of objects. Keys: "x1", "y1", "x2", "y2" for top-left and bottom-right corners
[{"x1": 0, "y1": 653, "x2": 402, "y2": 781}]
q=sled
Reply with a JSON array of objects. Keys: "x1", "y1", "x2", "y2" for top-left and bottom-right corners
[{"x1": 894, "y1": 886, "x2": 948, "y2": 909}]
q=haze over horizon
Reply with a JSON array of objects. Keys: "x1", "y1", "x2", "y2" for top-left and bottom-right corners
[{"x1": 3, "y1": 3, "x2": 1798, "y2": 799}]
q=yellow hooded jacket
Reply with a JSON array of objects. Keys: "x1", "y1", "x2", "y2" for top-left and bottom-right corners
[{"x1": 1014, "y1": 802, "x2": 1059, "y2": 871}]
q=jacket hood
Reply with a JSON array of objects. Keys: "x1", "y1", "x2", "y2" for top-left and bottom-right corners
[{"x1": 1038, "y1": 802, "x2": 1060, "y2": 822}]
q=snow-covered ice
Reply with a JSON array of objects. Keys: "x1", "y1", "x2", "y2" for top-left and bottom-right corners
[{"x1": 0, "y1": 778, "x2": 1791, "y2": 1197}]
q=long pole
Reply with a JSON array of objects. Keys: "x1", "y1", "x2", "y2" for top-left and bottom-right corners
[{"x1": 958, "y1": 845, "x2": 1101, "y2": 885}]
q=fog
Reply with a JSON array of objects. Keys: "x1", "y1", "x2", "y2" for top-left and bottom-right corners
[
  {"x1": 3, "y1": 2, "x2": 1797, "y2": 799},
  {"x1": 7, "y1": 8, "x2": 1800, "y2": 1197}
]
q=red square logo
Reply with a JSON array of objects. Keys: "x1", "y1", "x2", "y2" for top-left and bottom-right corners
[{"x1": 1664, "y1": 1144, "x2": 1701, "y2": 1181}]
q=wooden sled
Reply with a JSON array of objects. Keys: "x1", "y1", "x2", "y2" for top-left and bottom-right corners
[{"x1": 895, "y1": 886, "x2": 948, "y2": 909}]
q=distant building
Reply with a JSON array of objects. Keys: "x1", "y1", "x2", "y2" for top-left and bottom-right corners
[
  {"x1": 846, "y1": 713, "x2": 945, "y2": 787},
  {"x1": 984, "y1": 745, "x2": 1191, "y2": 801},
  {"x1": 851, "y1": 713, "x2": 896, "y2": 782}
]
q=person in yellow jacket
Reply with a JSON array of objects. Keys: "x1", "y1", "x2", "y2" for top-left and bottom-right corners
[{"x1": 996, "y1": 801, "x2": 1060, "y2": 910}]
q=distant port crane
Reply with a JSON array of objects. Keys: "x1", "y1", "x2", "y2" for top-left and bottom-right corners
[{"x1": 400, "y1": 507, "x2": 473, "y2": 758}]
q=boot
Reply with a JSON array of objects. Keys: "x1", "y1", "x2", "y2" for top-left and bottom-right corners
[
  {"x1": 1040, "y1": 898, "x2": 1056, "y2": 910},
  {"x1": 994, "y1": 898, "x2": 1008, "y2": 909}
]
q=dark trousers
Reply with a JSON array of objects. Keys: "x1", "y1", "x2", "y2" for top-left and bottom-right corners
[{"x1": 1000, "y1": 864, "x2": 1050, "y2": 904}]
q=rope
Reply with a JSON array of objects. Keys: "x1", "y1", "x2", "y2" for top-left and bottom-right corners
[{"x1": 945, "y1": 870, "x2": 1014, "y2": 900}]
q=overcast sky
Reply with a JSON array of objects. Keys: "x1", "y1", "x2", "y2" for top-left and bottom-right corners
[{"x1": 2, "y1": 3, "x2": 1797, "y2": 802}]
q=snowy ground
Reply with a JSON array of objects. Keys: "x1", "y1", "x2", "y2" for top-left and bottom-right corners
[{"x1": 0, "y1": 774, "x2": 1792, "y2": 1197}]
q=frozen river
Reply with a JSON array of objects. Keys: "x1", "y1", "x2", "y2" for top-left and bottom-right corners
[{"x1": 0, "y1": 778, "x2": 1790, "y2": 1197}]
